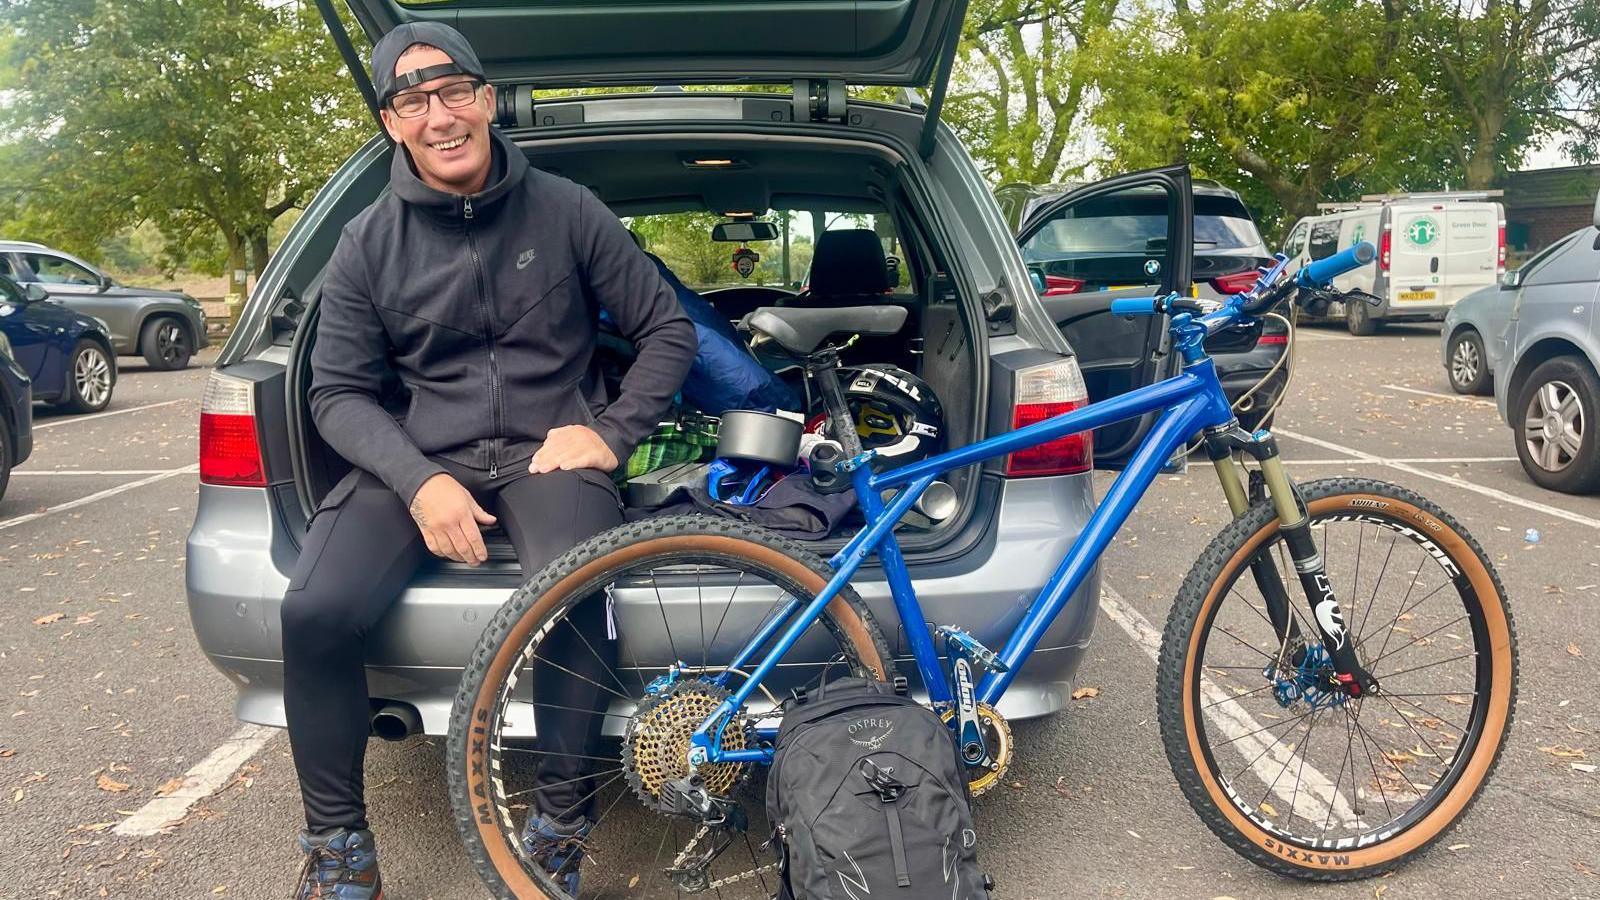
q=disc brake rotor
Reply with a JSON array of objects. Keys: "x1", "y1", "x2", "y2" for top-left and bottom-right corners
[{"x1": 622, "y1": 680, "x2": 752, "y2": 812}]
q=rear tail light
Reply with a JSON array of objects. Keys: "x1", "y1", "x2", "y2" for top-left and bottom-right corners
[
  {"x1": 1211, "y1": 271, "x2": 1260, "y2": 295},
  {"x1": 199, "y1": 372, "x2": 267, "y2": 487},
  {"x1": 1257, "y1": 333, "x2": 1288, "y2": 346},
  {"x1": 1497, "y1": 222, "x2": 1506, "y2": 273},
  {"x1": 1004, "y1": 358, "x2": 1093, "y2": 477},
  {"x1": 1379, "y1": 229, "x2": 1392, "y2": 272},
  {"x1": 1043, "y1": 275, "x2": 1086, "y2": 296}
]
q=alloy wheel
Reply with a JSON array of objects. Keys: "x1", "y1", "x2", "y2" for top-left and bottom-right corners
[
  {"x1": 1450, "y1": 338, "x2": 1479, "y2": 389},
  {"x1": 1523, "y1": 379, "x2": 1584, "y2": 472},
  {"x1": 75, "y1": 346, "x2": 112, "y2": 408},
  {"x1": 158, "y1": 322, "x2": 188, "y2": 364}
]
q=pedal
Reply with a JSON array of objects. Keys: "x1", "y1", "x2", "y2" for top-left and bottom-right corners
[{"x1": 936, "y1": 626, "x2": 1009, "y2": 674}]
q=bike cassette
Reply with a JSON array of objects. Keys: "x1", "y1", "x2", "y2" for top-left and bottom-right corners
[
  {"x1": 939, "y1": 703, "x2": 1013, "y2": 796},
  {"x1": 622, "y1": 680, "x2": 753, "y2": 814}
]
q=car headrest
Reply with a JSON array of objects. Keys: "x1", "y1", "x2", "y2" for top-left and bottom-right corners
[{"x1": 808, "y1": 228, "x2": 890, "y2": 296}]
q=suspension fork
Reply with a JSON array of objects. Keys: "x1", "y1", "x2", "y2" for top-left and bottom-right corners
[{"x1": 1204, "y1": 427, "x2": 1378, "y2": 697}]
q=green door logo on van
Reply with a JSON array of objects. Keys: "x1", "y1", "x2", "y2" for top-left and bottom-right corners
[
  {"x1": 1351, "y1": 223, "x2": 1367, "y2": 244},
  {"x1": 1404, "y1": 216, "x2": 1439, "y2": 247}
]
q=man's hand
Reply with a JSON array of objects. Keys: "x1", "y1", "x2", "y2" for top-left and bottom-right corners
[
  {"x1": 530, "y1": 424, "x2": 619, "y2": 475},
  {"x1": 409, "y1": 473, "x2": 497, "y2": 565}
]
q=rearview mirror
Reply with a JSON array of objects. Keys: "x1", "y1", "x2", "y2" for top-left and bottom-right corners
[
  {"x1": 23, "y1": 283, "x2": 49, "y2": 302},
  {"x1": 712, "y1": 220, "x2": 779, "y2": 243}
]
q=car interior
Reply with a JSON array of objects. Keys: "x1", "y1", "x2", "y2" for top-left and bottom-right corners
[{"x1": 290, "y1": 135, "x2": 986, "y2": 565}]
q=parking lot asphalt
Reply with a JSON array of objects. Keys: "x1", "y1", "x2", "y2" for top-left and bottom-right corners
[{"x1": 3, "y1": 324, "x2": 1597, "y2": 899}]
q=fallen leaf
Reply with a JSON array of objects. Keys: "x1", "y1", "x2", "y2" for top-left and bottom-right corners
[
  {"x1": 1539, "y1": 745, "x2": 1588, "y2": 760},
  {"x1": 0, "y1": 748, "x2": 14, "y2": 758},
  {"x1": 1127, "y1": 830, "x2": 1141, "y2": 839},
  {"x1": 1071, "y1": 686, "x2": 1100, "y2": 700},
  {"x1": 1447, "y1": 843, "x2": 1470, "y2": 851},
  {"x1": 628, "y1": 876, "x2": 640, "y2": 889},
  {"x1": 96, "y1": 773, "x2": 130, "y2": 793},
  {"x1": 32, "y1": 613, "x2": 64, "y2": 625},
  {"x1": 154, "y1": 776, "x2": 189, "y2": 797},
  {"x1": 1569, "y1": 643, "x2": 1583, "y2": 658},
  {"x1": 1573, "y1": 763, "x2": 1598, "y2": 774}
]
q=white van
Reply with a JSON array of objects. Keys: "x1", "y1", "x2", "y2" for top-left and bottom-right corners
[{"x1": 1282, "y1": 192, "x2": 1505, "y2": 334}]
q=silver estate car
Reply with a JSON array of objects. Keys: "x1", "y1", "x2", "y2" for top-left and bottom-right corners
[
  {"x1": 186, "y1": 0, "x2": 1203, "y2": 738},
  {"x1": 1491, "y1": 192, "x2": 1600, "y2": 494}
]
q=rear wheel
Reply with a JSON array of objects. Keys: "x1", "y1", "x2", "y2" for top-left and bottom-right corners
[
  {"x1": 57, "y1": 339, "x2": 114, "y2": 413},
  {"x1": 449, "y1": 516, "x2": 893, "y2": 899},
  {"x1": 1158, "y1": 478, "x2": 1516, "y2": 881},
  {"x1": 1446, "y1": 329, "x2": 1490, "y2": 395},
  {"x1": 140, "y1": 316, "x2": 192, "y2": 370},
  {"x1": 1345, "y1": 298, "x2": 1379, "y2": 336},
  {"x1": 1513, "y1": 356, "x2": 1600, "y2": 494}
]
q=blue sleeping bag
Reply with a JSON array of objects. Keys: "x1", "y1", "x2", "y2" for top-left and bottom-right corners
[{"x1": 603, "y1": 254, "x2": 798, "y2": 415}]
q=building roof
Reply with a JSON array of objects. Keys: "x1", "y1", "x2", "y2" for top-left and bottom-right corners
[{"x1": 1504, "y1": 164, "x2": 1600, "y2": 209}]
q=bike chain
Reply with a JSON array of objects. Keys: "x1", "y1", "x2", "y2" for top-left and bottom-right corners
[{"x1": 669, "y1": 824, "x2": 780, "y2": 892}]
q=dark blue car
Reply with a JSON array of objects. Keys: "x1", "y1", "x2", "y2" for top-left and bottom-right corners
[
  {"x1": 0, "y1": 271, "x2": 116, "y2": 417},
  {"x1": 0, "y1": 279, "x2": 33, "y2": 502}
]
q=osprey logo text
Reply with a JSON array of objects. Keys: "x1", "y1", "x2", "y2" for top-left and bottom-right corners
[
  {"x1": 1313, "y1": 573, "x2": 1347, "y2": 649},
  {"x1": 515, "y1": 248, "x2": 537, "y2": 270},
  {"x1": 847, "y1": 716, "x2": 895, "y2": 750}
]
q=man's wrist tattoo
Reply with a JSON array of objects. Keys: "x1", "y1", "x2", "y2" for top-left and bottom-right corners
[{"x1": 409, "y1": 498, "x2": 427, "y2": 527}]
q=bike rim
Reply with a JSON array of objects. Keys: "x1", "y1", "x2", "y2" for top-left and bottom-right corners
[
  {"x1": 459, "y1": 536, "x2": 887, "y2": 899},
  {"x1": 1523, "y1": 379, "x2": 1583, "y2": 472},
  {"x1": 1181, "y1": 493, "x2": 1511, "y2": 869},
  {"x1": 75, "y1": 348, "x2": 110, "y2": 407}
]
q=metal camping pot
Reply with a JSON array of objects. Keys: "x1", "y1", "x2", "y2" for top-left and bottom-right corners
[{"x1": 715, "y1": 410, "x2": 803, "y2": 467}]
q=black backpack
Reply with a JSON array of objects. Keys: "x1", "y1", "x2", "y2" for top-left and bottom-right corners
[{"x1": 766, "y1": 676, "x2": 990, "y2": 899}]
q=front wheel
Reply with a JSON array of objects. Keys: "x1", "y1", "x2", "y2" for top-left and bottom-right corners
[
  {"x1": 140, "y1": 316, "x2": 192, "y2": 370},
  {"x1": 58, "y1": 339, "x2": 115, "y2": 413},
  {"x1": 1158, "y1": 478, "x2": 1516, "y2": 881},
  {"x1": 448, "y1": 516, "x2": 893, "y2": 899}
]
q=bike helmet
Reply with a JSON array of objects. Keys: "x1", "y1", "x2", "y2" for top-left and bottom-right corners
[{"x1": 812, "y1": 364, "x2": 945, "y2": 462}]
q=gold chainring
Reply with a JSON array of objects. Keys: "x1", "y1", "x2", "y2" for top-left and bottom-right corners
[
  {"x1": 940, "y1": 702, "x2": 1014, "y2": 796},
  {"x1": 622, "y1": 680, "x2": 751, "y2": 811}
]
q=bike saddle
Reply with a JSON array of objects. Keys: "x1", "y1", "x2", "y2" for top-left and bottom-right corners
[{"x1": 741, "y1": 305, "x2": 907, "y2": 356}]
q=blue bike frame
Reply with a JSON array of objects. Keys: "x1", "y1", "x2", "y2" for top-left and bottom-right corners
[{"x1": 692, "y1": 353, "x2": 1237, "y2": 766}]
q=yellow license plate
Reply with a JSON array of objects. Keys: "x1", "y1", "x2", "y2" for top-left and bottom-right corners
[{"x1": 1398, "y1": 290, "x2": 1435, "y2": 302}]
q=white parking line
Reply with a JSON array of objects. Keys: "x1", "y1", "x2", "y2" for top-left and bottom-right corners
[
  {"x1": 1381, "y1": 384, "x2": 1496, "y2": 406},
  {"x1": 1098, "y1": 586, "x2": 1357, "y2": 827},
  {"x1": 0, "y1": 465, "x2": 197, "y2": 531},
  {"x1": 1293, "y1": 329, "x2": 1357, "y2": 343},
  {"x1": 13, "y1": 468, "x2": 180, "y2": 476},
  {"x1": 33, "y1": 398, "x2": 188, "y2": 430},
  {"x1": 113, "y1": 724, "x2": 278, "y2": 837},
  {"x1": 1276, "y1": 427, "x2": 1600, "y2": 530},
  {"x1": 1288, "y1": 457, "x2": 1517, "y2": 465}
]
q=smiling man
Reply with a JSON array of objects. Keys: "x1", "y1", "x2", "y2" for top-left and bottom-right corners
[{"x1": 286, "y1": 22, "x2": 694, "y2": 899}]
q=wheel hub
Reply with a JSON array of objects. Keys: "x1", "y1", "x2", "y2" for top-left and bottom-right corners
[{"x1": 622, "y1": 680, "x2": 751, "y2": 813}]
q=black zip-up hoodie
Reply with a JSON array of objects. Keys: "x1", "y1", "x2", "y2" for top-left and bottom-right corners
[{"x1": 310, "y1": 129, "x2": 697, "y2": 504}]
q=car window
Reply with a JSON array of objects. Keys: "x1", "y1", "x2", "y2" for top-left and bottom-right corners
[
  {"x1": 623, "y1": 208, "x2": 910, "y2": 292},
  {"x1": 1283, "y1": 222, "x2": 1309, "y2": 257},
  {"x1": 1521, "y1": 232, "x2": 1597, "y2": 287},
  {"x1": 22, "y1": 253, "x2": 99, "y2": 286},
  {"x1": 1307, "y1": 221, "x2": 1342, "y2": 261},
  {"x1": 0, "y1": 275, "x2": 22, "y2": 304},
  {"x1": 0, "y1": 256, "x2": 19, "y2": 281}
]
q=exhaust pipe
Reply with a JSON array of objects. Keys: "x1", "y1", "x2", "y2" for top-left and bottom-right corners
[{"x1": 371, "y1": 702, "x2": 422, "y2": 741}]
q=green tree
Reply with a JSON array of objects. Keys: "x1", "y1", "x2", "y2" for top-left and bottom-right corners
[
  {"x1": 1085, "y1": 0, "x2": 1460, "y2": 234},
  {"x1": 1400, "y1": 0, "x2": 1600, "y2": 187},
  {"x1": 0, "y1": 0, "x2": 370, "y2": 283},
  {"x1": 945, "y1": 0, "x2": 1119, "y2": 184}
]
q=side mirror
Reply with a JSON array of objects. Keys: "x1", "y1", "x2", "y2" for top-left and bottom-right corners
[
  {"x1": 1500, "y1": 269, "x2": 1522, "y2": 290},
  {"x1": 98, "y1": 274, "x2": 114, "y2": 291},
  {"x1": 23, "y1": 283, "x2": 49, "y2": 302},
  {"x1": 1028, "y1": 267, "x2": 1046, "y2": 294}
]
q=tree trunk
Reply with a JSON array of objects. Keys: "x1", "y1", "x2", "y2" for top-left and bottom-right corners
[
  {"x1": 225, "y1": 232, "x2": 249, "y2": 329},
  {"x1": 249, "y1": 230, "x2": 270, "y2": 281}
]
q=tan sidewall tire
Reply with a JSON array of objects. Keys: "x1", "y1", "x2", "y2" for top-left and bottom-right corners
[
  {"x1": 1161, "y1": 479, "x2": 1515, "y2": 880},
  {"x1": 449, "y1": 517, "x2": 892, "y2": 899}
]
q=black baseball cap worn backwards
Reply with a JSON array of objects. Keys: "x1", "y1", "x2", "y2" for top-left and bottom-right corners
[{"x1": 371, "y1": 21, "x2": 487, "y2": 106}]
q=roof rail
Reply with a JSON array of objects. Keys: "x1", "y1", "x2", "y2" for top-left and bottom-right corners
[
  {"x1": 0, "y1": 239, "x2": 48, "y2": 250},
  {"x1": 1316, "y1": 190, "x2": 1504, "y2": 211}
]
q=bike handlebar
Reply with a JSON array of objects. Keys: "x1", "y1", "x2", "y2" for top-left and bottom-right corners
[
  {"x1": 1298, "y1": 241, "x2": 1375, "y2": 288},
  {"x1": 1109, "y1": 296, "x2": 1161, "y2": 316}
]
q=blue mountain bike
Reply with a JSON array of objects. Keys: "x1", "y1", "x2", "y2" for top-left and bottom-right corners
[{"x1": 450, "y1": 244, "x2": 1517, "y2": 898}]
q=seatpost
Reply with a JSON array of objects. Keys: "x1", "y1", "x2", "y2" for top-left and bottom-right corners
[{"x1": 808, "y1": 349, "x2": 863, "y2": 458}]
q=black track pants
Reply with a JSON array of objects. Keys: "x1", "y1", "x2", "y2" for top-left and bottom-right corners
[{"x1": 281, "y1": 458, "x2": 623, "y2": 832}]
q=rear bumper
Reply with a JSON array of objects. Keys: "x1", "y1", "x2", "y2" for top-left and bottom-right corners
[
  {"x1": 1377, "y1": 302, "x2": 1449, "y2": 321},
  {"x1": 187, "y1": 475, "x2": 1103, "y2": 736}
]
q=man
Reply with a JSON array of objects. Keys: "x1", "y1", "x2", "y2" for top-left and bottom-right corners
[{"x1": 285, "y1": 22, "x2": 695, "y2": 898}]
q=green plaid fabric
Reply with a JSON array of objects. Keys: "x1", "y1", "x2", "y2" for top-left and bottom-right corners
[{"x1": 621, "y1": 413, "x2": 720, "y2": 480}]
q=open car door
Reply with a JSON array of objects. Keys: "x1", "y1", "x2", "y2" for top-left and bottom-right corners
[{"x1": 1015, "y1": 166, "x2": 1194, "y2": 469}]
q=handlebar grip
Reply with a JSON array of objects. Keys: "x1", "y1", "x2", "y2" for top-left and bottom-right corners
[
  {"x1": 1299, "y1": 241, "x2": 1376, "y2": 287},
  {"x1": 1109, "y1": 296, "x2": 1162, "y2": 316}
]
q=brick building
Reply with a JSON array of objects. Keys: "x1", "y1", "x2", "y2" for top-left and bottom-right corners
[{"x1": 1503, "y1": 164, "x2": 1600, "y2": 264}]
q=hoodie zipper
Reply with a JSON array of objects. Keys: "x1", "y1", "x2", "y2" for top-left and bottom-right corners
[{"x1": 464, "y1": 196, "x2": 502, "y2": 479}]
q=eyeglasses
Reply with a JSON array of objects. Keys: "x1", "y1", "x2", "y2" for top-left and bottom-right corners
[{"x1": 388, "y1": 80, "x2": 483, "y2": 118}]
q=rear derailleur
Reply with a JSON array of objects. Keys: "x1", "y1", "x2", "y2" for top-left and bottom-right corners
[{"x1": 659, "y1": 775, "x2": 748, "y2": 892}]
